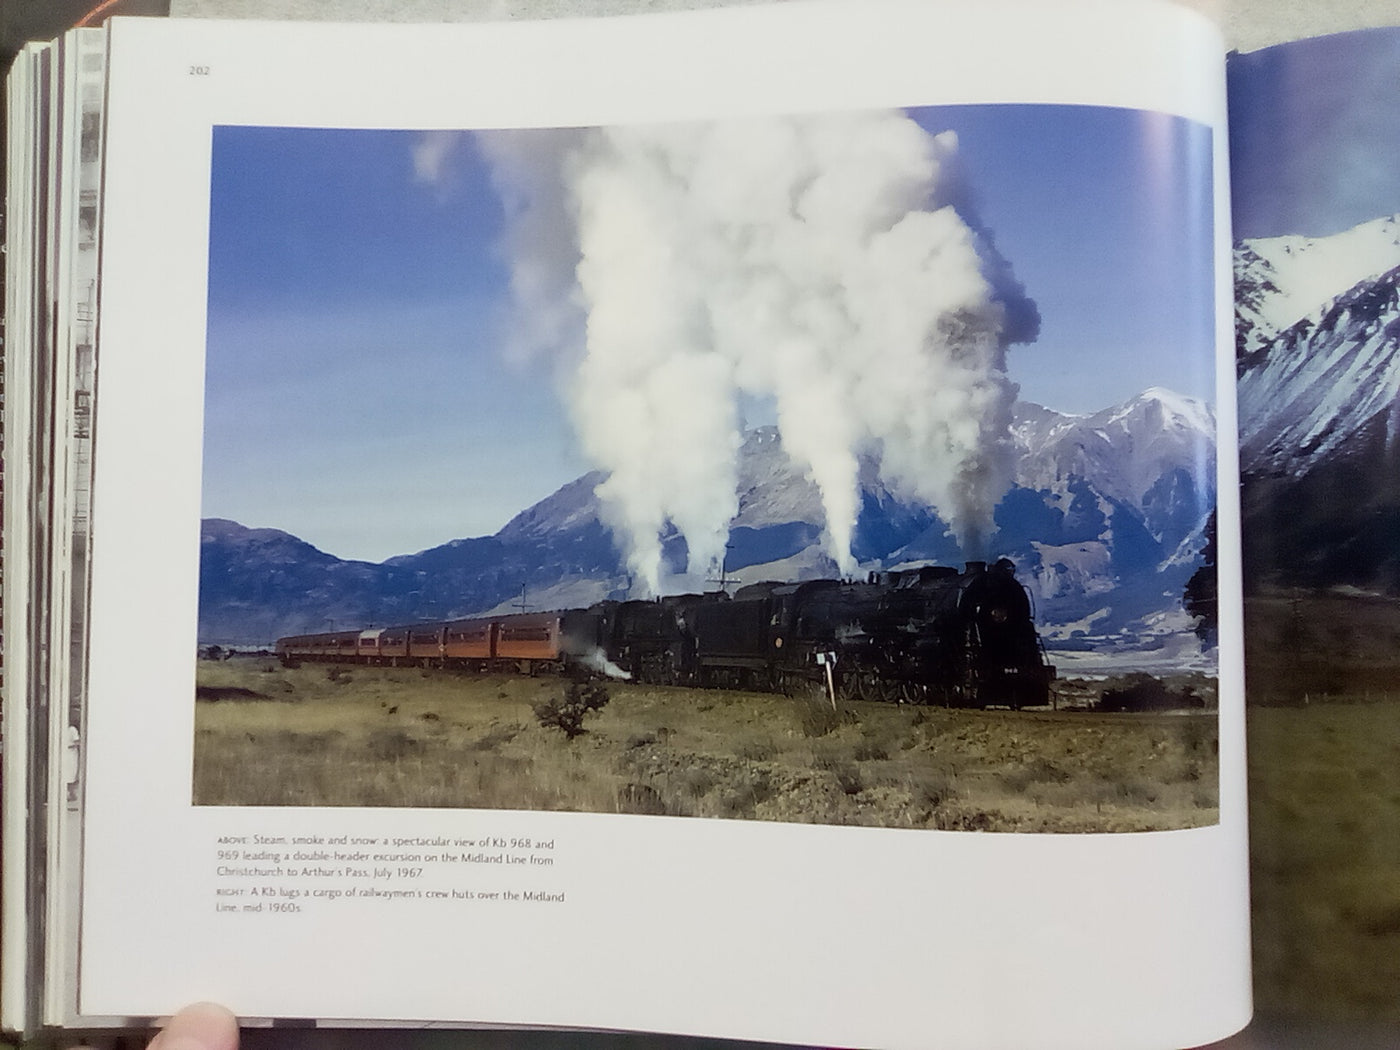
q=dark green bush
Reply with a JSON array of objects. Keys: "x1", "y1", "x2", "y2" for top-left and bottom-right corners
[{"x1": 534, "y1": 680, "x2": 610, "y2": 739}]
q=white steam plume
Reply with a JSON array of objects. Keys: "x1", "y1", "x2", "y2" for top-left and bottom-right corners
[
  {"x1": 576, "y1": 646, "x2": 632, "y2": 681},
  {"x1": 483, "y1": 111, "x2": 1020, "y2": 593}
]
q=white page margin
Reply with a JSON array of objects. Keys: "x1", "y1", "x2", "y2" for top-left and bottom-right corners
[{"x1": 81, "y1": 3, "x2": 1248, "y2": 1047}]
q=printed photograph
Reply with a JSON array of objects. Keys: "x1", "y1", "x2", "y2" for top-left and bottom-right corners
[
  {"x1": 193, "y1": 103, "x2": 1221, "y2": 831},
  {"x1": 1227, "y1": 27, "x2": 1400, "y2": 1020}
]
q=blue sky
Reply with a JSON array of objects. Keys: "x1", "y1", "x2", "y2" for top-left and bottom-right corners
[
  {"x1": 203, "y1": 126, "x2": 580, "y2": 562},
  {"x1": 203, "y1": 105, "x2": 1216, "y2": 562},
  {"x1": 1228, "y1": 26, "x2": 1400, "y2": 239},
  {"x1": 911, "y1": 105, "x2": 1215, "y2": 412}
]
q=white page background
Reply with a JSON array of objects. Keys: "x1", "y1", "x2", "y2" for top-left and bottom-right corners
[{"x1": 79, "y1": 3, "x2": 1249, "y2": 1047}]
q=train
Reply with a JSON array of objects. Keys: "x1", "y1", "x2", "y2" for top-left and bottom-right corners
[{"x1": 275, "y1": 559, "x2": 1055, "y2": 709}]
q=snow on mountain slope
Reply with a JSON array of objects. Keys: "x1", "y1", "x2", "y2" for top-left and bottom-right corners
[
  {"x1": 730, "y1": 427, "x2": 826, "y2": 528},
  {"x1": 1236, "y1": 213, "x2": 1400, "y2": 356},
  {"x1": 1237, "y1": 262, "x2": 1400, "y2": 476},
  {"x1": 1235, "y1": 213, "x2": 1400, "y2": 595},
  {"x1": 1013, "y1": 388, "x2": 1216, "y2": 513},
  {"x1": 199, "y1": 387, "x2": 1218, "y2": 646}
]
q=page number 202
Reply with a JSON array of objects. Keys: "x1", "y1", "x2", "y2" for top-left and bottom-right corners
[{"x1": 188, "y1": 64, "x2": 210, "y2": 76}]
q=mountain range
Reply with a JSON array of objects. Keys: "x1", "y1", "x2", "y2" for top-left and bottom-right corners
[
  {"x1": 201, "y1": 212, "x2": 1400, "y2": 646},
  {"x1": 199, "y1": 387, "x2": 1218, "y2": 654},
  {"x1": 200, "y1": 211, "x2": 1400, "y2": 655},
  {"x1": 1233, "y1": 213, "x2": 1400, "y2": 592}
]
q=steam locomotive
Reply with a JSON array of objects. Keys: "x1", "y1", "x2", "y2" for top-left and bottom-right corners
[{"x1": 275, "y1": 559, "x2": 1055, "y2": 709}]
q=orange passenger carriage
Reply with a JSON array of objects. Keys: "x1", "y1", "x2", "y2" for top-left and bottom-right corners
[
  {"x1": 442, "y1": 617, "x2": 495, "y2": 665},
  {"x1": 330, "y1": 631, "x2": 360, "y2": 659},
  {"x1": 378, "y1": 626, "x2": 410, "y2": 665},
  {"x1": 408, "y1": 624, "x2": 446, "y2": 664},
  {"x1": 275, "y1": 629, "x2": 359, "y2": 662},
  {"x1": 495, "y1": 613, "x2": 563, "y2": 672}
]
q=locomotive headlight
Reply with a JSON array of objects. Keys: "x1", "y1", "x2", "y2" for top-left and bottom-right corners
[{"x1": 991, "y1": 607, "x2": 1009, "y2": 623}]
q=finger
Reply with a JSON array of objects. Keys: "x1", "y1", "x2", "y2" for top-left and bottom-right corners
[{"x1": 148, "y1": 1002, "x2": 239, "y2": 1050}]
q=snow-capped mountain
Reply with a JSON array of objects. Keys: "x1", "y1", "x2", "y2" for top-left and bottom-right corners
[
  {"x1": 1014, "y1": 388, "x2": 1215, "y2": 521},
  {"x1": 993, "y1": 391, "x2": 1215, "y2": 645},
  {"x1": 200, "y1": 388, "x2": 1216, "y2": 651},
  {"x1": 1235, "y1": 213, "x2": 1400, "y2": 357},
  {"x1": 1238, "y1": 264, "x2": 1400, "y2": 476},
  {"x1": 1235, "y1": 214, "x2": 1400, "y2": 592}
]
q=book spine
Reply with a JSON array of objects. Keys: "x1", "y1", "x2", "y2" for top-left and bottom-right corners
[
  {"x1": 0, "y1": 26, "x2": 108, "y2": 1036},
  {"x1": 42, "y1": 25, "x2": 108, "y2": 1030},
  {"x1": 2, "y1": 38, "x2": 53, "y2": 1037}
]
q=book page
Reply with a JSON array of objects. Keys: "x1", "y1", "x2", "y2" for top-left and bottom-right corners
[
  {"x1": 1228, "y1": 24, "x2": 1400, "y2": 1031},
  {"x1": 77, "y1": 2, "x2": 1248, "y2": 1045}
]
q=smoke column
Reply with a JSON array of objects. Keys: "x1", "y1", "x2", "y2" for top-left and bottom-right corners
[{"x1": 483, "y1": 112, "x2": 1021, "y2": 594}]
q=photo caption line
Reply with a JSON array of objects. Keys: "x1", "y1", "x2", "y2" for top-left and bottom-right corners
[{"x1": 212, "y1": 832, "x2": 562, "y2": 915}]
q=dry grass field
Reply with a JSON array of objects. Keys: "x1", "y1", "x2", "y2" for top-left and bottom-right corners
[
  {"x1": 1248, "y1": 701, "x2": 1400, "y2": 1020},
  {"x1": 193, "y1": 657, "x2": 1217, "y2": 832},
  {"x1": 1244, "y1": 591, "x2": 1400, "y2": 1020}
]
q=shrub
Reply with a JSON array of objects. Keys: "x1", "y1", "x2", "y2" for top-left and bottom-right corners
[
  {"x1": 832, "y1": 765, "x2": 864, "y2": 796},
  {"x1": 534, "y1": 680, "x2": 610, "y2": 739},
  {"x1": 194, "y1": 685, "x2": 267, "y2": 702},
  {"x1": 1099, "y1": 673, "x2": 1204, "y2": 712}
]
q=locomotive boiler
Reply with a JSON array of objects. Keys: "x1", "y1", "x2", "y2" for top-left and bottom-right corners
[
  {"x1": 275, "y1": 559, "x2": 1054, "y2": 709},
  {"x1": 683, "y1": 560, "x2": 1053, "y2": 708}
]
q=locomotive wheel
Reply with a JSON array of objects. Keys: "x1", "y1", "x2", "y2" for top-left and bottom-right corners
[
  {"x1": 836, "y1": 672, "x2": 860, "y2": 703},
  {"x1": 853, "y1": 670, "x2": 875, "y2": 702},
  {"x1": 869, "y1": 674, "x2": 899, "y2": 704},
  {"x1": 851, "y1": 670, "x2": 885, "y2": 703},
  {"x1": 899, "y1": 681, "x2": 928, "y2": 705}
]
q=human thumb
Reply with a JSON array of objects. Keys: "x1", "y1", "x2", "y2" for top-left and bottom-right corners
[{"x1": 148, "y1": 1002, "x2": 239, "y2": 1050}]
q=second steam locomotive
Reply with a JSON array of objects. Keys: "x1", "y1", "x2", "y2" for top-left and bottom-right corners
[{"x1": 276, "y1": 559, "x2": 1055, "y2": 709}]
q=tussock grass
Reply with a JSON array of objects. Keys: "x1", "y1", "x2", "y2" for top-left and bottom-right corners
[
  {"x1": 194, "y1": 658, "x2": 1218, "y2": 832},
  {"x1": 1240, "y1": 592, "x2": 1400, "y2": 1019},
  {"x1": 1248, "y1": 701, "x2": 1400, "y2": 1020}
]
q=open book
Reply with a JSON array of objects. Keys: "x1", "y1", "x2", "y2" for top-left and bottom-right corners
[{"x1": 4, "y1": 0, "x2": 1388, "y2": 1044}]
